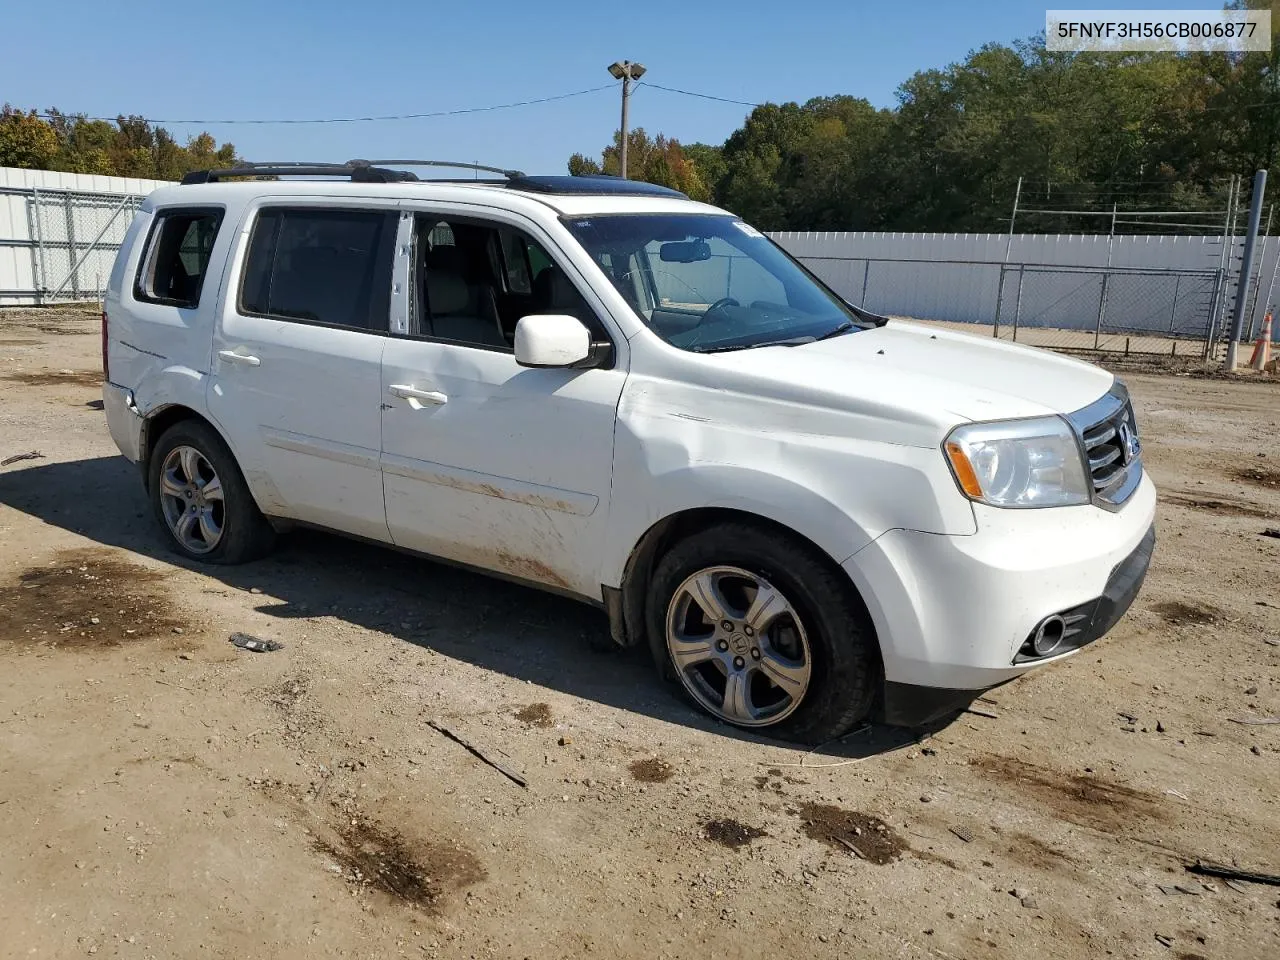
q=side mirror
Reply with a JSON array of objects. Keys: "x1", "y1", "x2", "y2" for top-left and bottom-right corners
[{"x1": 514, "y1": 314, "x2": 592, "y2": 368}]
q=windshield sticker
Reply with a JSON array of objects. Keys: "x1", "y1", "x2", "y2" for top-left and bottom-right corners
[{"x1": 732, "y1": 221, "x2": 765, "y2": 239}]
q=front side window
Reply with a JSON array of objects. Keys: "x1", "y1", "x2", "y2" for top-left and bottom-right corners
[
  {"x1": 240, "y1": 207, "x2": 395, "y2": 331},
  {"x1": 135, "y1": 209, "x2": 222, "y2": 307},
  {"x1": 411, "y1": 215, "x2": 603, "y2": 350},
  {"x1": 564, "y1": 214, "x2": 869, "y2": 353}
]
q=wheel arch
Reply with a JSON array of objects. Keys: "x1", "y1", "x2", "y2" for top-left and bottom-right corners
[
  {"x1": 140, "y1": 404, "x2": 278, "y2": 563},
  {"x1": 137, "y1": 406, "x2": 284, "y2": 523},
  {"x1": 610, "y1": 506, "x2": 878, "y2": 658},
  {"x1": 138, "y1": 405, "x2": 228, "y2": 488}
]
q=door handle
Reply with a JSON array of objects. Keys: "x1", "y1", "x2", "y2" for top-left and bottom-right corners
[
  {"x1": 218, "y1": 349, "x2": 261, "y2": 367},
  {"x1": 389, "y1": 384, "x2": 448, "y2": 406}
]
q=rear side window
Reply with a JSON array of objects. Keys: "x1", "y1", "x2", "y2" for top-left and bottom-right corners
[
  {"x1": 135, "y1": 208, "x2": 222, "y2": 307},
  {"x1": 239, "y1": 207, "x2": 396, "y2": 331}
]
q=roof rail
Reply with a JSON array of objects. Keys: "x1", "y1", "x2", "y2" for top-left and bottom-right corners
[
  {"x1": 180, "y1": 161, "x2": 415, "y2": 184},
  {"x1": 180, "y1": 158, "x2": 525, "y2": 185},
  {"x1": 359, "y1": 159, "x2": 526, "y2": 179}
]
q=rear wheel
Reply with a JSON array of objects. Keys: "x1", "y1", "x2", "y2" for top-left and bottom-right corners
[
  {"x1": 647, "y1": 522, "x2": 879, "y2": 743},
  {"x1": 148, "y1": 420, "x2": 274, "y2": 564}
]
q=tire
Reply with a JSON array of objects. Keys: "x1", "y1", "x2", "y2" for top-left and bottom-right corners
[
  {"x1": 646, "y1": 522, "x2": 879, "y2": 744},
  {"x1": 147, "y1": 419, "x2": 275, "y2": 564}
]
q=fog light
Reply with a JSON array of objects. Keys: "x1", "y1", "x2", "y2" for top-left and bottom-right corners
[{"x1": 1031, "y1": 615, "x2": 1067, "y2": 657}]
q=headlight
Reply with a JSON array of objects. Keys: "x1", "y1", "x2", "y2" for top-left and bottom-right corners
[{"x1": 944, "y1": 416, "x2": 1090, "y2": 508}]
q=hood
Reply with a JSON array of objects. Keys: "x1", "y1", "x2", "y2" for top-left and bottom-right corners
[{"x1": 713, "y1": 319, "x2": 1115, "y2": 424}]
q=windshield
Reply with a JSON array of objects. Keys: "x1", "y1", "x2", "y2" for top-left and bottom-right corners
[{"x1": 563, "y1": 213, "x2": 869, "y2": 352}]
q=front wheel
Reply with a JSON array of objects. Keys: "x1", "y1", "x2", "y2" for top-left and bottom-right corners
[
  {"x1": 148, "y1": 420, "x2": 275, "y2": 564},
  {"x1": 646, "y1": 523, "x2": 879, "y2": 743}
]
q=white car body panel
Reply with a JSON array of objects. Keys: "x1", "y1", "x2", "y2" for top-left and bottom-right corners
[
  {"x1": 716, "y1": 319, "x2": 1116, "y2": 423},
  {"x1": 380, "y1": 337, "x2": 624, "y2": 595},
  {"x1": 102, "y1": 175, "x2": 1157, "y2": 717}
]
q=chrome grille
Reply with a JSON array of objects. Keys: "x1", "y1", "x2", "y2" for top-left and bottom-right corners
[{"x1": 1068, "y1": 385, "x2": 1143, "y2": 509}]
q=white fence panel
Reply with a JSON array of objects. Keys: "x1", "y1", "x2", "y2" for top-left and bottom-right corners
[
  {"x1": 772, "y1": 230, "x2": 1278, "y2": 344},
  {"x1": 0, "y1": 167, "x2": 169, "y2": 304}
]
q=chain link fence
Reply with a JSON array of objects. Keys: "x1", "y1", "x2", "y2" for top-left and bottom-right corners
[
  {"x1": 990, "y1": 263, "x2": 1223, "y2": 357},
  {"x1": 0, "y1": 186, "x2": 145, "y2": 304},
  {"x1": 794, "y1": 251, "x2": 1269, "y2": 360}
]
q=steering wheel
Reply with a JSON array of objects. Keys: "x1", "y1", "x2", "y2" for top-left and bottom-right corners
[{"x1": 701, "y1": 297, "x2": 740, "y2": 320}]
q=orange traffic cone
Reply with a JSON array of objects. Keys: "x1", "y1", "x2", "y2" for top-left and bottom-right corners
[{"x1": 1251, "y1": 310, "x2": 1273, "y2": 371}]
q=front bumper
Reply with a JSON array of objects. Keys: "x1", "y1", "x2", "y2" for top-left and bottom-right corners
[
  {"x1": 843, "y1": 472, "x2": 1156, "y2": 724},
  {"x1": 1014, "y1": 523, "x2": 1155, "y2": 663},
  {"x1": 879, "y1": 523, "x2": 1154, "y2": 725}
]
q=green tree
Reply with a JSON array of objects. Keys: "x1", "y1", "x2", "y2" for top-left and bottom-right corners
[
  {"x1": 1, "y1": 106, "x2": 241, "y2": 180},
  {"x1": 567, "y1": 152, "x2": 601, "y2": 176},
  {"x1": 716, "y1": 101, "x2": 813, "y2": 227},
  {"x1": 567, "y1": 128, "x2": 710, "y2": 200},
  {"x1": 0, "y1": 106, "x2": 59, "y2": 169},
  {"x1": 683, "y1": 143, "x2": 726, "y2": 199}
]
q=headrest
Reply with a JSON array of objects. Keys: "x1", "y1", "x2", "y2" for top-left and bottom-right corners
[
  {"x1": 424, "y1": 243, "x2": 470, "y2": 274},
  {"x1": 425, "y1": 269, "x2": 470, "y2": 315}
]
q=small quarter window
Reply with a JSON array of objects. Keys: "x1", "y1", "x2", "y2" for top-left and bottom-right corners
[{"x1": 135, "y1": 209, "x2": 222, "y2": 307}]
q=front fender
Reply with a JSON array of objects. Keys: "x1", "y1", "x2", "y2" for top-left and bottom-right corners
[{"x1": 600, "y1": 462, "x2": 880, "y2": 588}]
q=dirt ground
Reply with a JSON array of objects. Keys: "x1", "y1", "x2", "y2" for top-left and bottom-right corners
[{"x1": 1, "y1": 304, "x2": 1278, "y2": 960}]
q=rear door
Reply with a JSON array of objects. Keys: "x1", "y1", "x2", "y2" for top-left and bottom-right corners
[
  {"x1": 379, "y1": 205, "x2": 626, "y2": 597},
  {"x1": 207, "y1": 199, "x2": 398, "y2": 541}
]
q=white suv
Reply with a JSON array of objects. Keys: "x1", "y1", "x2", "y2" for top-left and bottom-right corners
[{"x1": 102, "y1": 160, "x2": 1156, "y2": 742}]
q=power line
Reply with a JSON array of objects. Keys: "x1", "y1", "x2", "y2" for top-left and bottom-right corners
[
  {"x1": 640, "y1": 80, "x2": 1280, "y2": 123},
  {"x1": 637, "y1": 82, "x2": 761, "y2": 107},
  {"x1": 24, "y1": 81, "x2": 1280, "y2": 129},
  {"x1": 33, "y1": 85, "x2": 615, "y2": 126}
]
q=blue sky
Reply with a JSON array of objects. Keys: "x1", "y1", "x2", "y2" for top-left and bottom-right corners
[{"x1": 1, "y1": 0, "x2": 1218, "y2": 176}]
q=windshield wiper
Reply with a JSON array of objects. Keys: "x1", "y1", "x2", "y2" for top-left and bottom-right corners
[
  {"x1": 693, "y1": 336, "x2": 817, "y2": 354},
  {"x1": 814, "y1": 320, "x2": 857, "y2": 340}
]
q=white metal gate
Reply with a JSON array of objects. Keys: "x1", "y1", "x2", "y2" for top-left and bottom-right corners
[{"x1": 10, "y1": 186, "x2": 145, "y2": 303}]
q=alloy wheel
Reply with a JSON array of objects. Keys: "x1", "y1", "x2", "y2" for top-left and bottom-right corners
[
  {"x1": 665, "y1": 565, "x2": 812, "y2": 727},
  {"x1": 158, "y1": 445, "x2": 225, "y2": 554}
]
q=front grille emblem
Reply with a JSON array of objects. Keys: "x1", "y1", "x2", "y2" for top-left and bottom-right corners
[
  {"x1": 1118, "y1": 419, "x2": 1140, "y2": 464},
  {"x1": 1070, "y1": 388, "x2": 1143, "y2": 508}
]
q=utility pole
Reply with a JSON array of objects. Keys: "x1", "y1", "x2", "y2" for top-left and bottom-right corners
[
  {"x1": 1226, "y1": 170, "x2": 1267, "y2": 371},
  {"x1": 607, "y1": 60, "x2": 646, "y2": 179}
]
